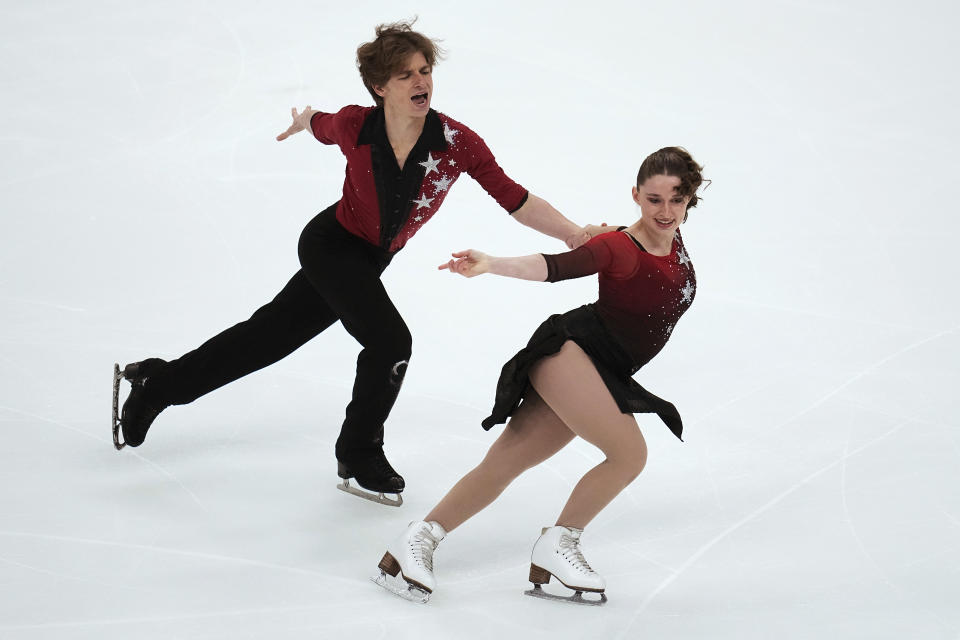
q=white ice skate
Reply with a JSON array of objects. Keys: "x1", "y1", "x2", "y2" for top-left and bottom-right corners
[
  {"x1": 372, "y1": 520, "x2": 446, "y2": 604},
  {"x1": 524, "y1": 525, "x2": 607, "y2": 606}
]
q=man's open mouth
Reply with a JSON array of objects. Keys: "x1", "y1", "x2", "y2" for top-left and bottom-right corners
[{"x1": 411, "y1": 93, "x2": 428, "y2": 106}]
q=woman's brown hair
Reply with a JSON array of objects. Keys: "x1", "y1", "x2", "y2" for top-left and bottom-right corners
[
  {"x1": 637, "y1": 147, "x2": 707, "y2": 212},
  {"x1": 356, "y1": 20, "x2": 445, "y2": 106}
]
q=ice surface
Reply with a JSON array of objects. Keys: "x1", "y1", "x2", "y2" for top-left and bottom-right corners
[{"x1": 1, "y1": 1, "x2": 958, "y2": 638}]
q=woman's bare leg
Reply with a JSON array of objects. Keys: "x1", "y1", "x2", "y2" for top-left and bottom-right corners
[
  {"x1": 424, "y1": 389, "x2": 575, "y2": 532},
  {"x1": 529, "y1": 340, "x2": 648, "y2": 529}
]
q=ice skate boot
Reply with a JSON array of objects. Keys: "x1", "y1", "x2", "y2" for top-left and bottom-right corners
[
  {"x1": 372, "y1": 520, "x2": 446, "y2": 603},
  {"x1": 524, "y1": 525, "x2": 607, "y2": 606},
  {"x1": 336, "y1": 449, "x2": 405, "y2": 507},
  {"x1": 112, "y1": 358, "x2": 168, "y2": 450}
]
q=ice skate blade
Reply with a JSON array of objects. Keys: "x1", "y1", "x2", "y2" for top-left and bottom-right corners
[
  {"x1": 112, "y1": 363, "x2": 125, "y2": 450},
  {"x1": 524, "y1": 584, "x2": 607, "y2": 606},
  {"x1": 371, "y1": 571, "x2": 430, "y2": 603},
  {"x1": 336, "y1": 478, "x2": 403, "y2": 507}
]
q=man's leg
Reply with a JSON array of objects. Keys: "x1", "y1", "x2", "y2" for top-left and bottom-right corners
[
  {"x1": 153, "y1": 271, "x2": 338, "y2": 405},
  {"x1": 298, "y1": 224, "x2": 410, "y2": 491},
  {"x1": 119, "y1": 269, "x2": 339, "y2": 446}
]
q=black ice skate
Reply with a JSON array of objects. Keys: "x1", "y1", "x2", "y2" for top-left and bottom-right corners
[
  {"x1": 336, "y1": 450, "x2": 405, "y2": 507},
  {"x1": 111, "y1": 359, "x2": 167, "y2": 450}
]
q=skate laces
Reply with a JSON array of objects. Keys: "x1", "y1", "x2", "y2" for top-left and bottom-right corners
[
  {"x1": 559, "y1": 533, "x2": 596, "y2": 575},
  {"x1": 409, "y1": 525, "x2": 441, "y2": 572}
]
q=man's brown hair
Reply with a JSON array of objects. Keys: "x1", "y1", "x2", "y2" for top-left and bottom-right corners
[{"x1": 356, "y1": 20, "x2": 445, "y2": 106}]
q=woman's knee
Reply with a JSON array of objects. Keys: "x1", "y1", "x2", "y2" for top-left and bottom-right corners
[
  {"x1": 627, "y1": 444, "x2": 648, "y2": 479},
  {"x1": 609, "y1": 432, "x2": 647, "y2": 479}
]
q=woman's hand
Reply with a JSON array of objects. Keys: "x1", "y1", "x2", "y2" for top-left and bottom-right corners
[
  {"x1": 276, "y1": 106, "x2": 315, "y2": 141},
  {"x1": 438, "y1": 250, "x2": 490, "y2": 278}
]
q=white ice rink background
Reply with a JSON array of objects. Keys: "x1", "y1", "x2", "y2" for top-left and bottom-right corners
[{"x1": 1, "y1": 1, "x2": 958, "y2": 638}]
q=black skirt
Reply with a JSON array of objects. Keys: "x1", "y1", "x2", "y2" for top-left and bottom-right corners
[{"x1": 481, "y1": 304, "x2": 684, "y2": 440}]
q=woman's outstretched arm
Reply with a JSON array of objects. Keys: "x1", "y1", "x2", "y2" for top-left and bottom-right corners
[{"x1": 438, "y1": 250, "x2": 547, "y2": 281}]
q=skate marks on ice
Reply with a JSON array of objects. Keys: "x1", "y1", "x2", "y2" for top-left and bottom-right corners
[
  {"x1": 0, "y1": 530, "x2": 358, "y2": 584},
  {"x1": 618, "y1": 418, "x2": 915, "y2": 638},
  {"x1": 759, "y1": 324, "x2": 959, "y2": 439},
  {"x1": 335, "y1": 478, "x2": 403, "y2": 507},
  {"x1": 0, "y1": 399, "x2": 205, "y2": 509},
  {"x1": 0, "y1": 532, "x2": 366, "y2": 636}
]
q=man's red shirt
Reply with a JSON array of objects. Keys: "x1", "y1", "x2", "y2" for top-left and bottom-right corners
[{"x1": 311, "y1": 105, "x2": 528, "y2": 253}]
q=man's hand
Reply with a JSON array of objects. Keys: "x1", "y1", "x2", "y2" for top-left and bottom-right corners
[
  {"x1": 585, "y1": 223, "x2": 616, "y2": 238},
  {"x1": 564, "y1": 226, "x2": 592, "y2": 249},
  {"x1": 276, "y1": 106, "x2": 316, "y2": 141}
]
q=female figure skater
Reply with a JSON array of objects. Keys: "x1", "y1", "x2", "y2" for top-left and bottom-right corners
[
  {"x1": 375, "y1": 147, "x2": 705, "y2": 602},
  {"x1": 112, "y1": 21, "x2": 588, "y2": 506}
]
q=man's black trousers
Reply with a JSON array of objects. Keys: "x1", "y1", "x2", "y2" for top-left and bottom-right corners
[{"x1": 148, "y1": 203, "x2": 411, "y2": 461}]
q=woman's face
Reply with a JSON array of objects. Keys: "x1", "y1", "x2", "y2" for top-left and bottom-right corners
[
  {"x1": 374, "y1": 51, "x2": 433, "y2": 119},
  {"x1": 632, "y1": 174, "x2": 690, "y2": 235}
]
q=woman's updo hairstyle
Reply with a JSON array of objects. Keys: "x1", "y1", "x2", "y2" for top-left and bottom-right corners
[{"x1": 636, "y1": 147, "x2": 707, "y2": 212}]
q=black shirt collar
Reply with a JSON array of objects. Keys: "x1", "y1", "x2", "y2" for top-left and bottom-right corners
[{"x1": 357, "y1": 106, "x2": 448, "y2": 152}]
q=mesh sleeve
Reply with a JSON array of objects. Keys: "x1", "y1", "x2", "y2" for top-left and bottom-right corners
[
  {"x1": 542, "y1": 234, "x2": 619, "y2": 282},
  {"x1": 543, "y1": 246, "x2": 599, "y2": 282}
]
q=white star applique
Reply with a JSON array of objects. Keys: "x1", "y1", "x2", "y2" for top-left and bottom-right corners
[
  {"x1": 419, "y1": 152, "x2": 441, "y2": 176},
  {"x1": 414, "y1": 214, "x2": 424, "y2": 222},
  {"x1": 413, "y1": 194, "x2": 434, "y2": 210},
  {"x1": 443, "y1": 122, "x2": 459, "y2": 145},
  {"x1": 431, "y1": 175, "x2": 452, "y2": 192},
  {"x1": 448, "y1": 160, "x2": 456, "y2": 166},
  {"x1": 680, "y1": 280, "x2": 695, "y2": 303},
  {"x1": 678, "y1": 248, "x2": 690, "y2": 267}
]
